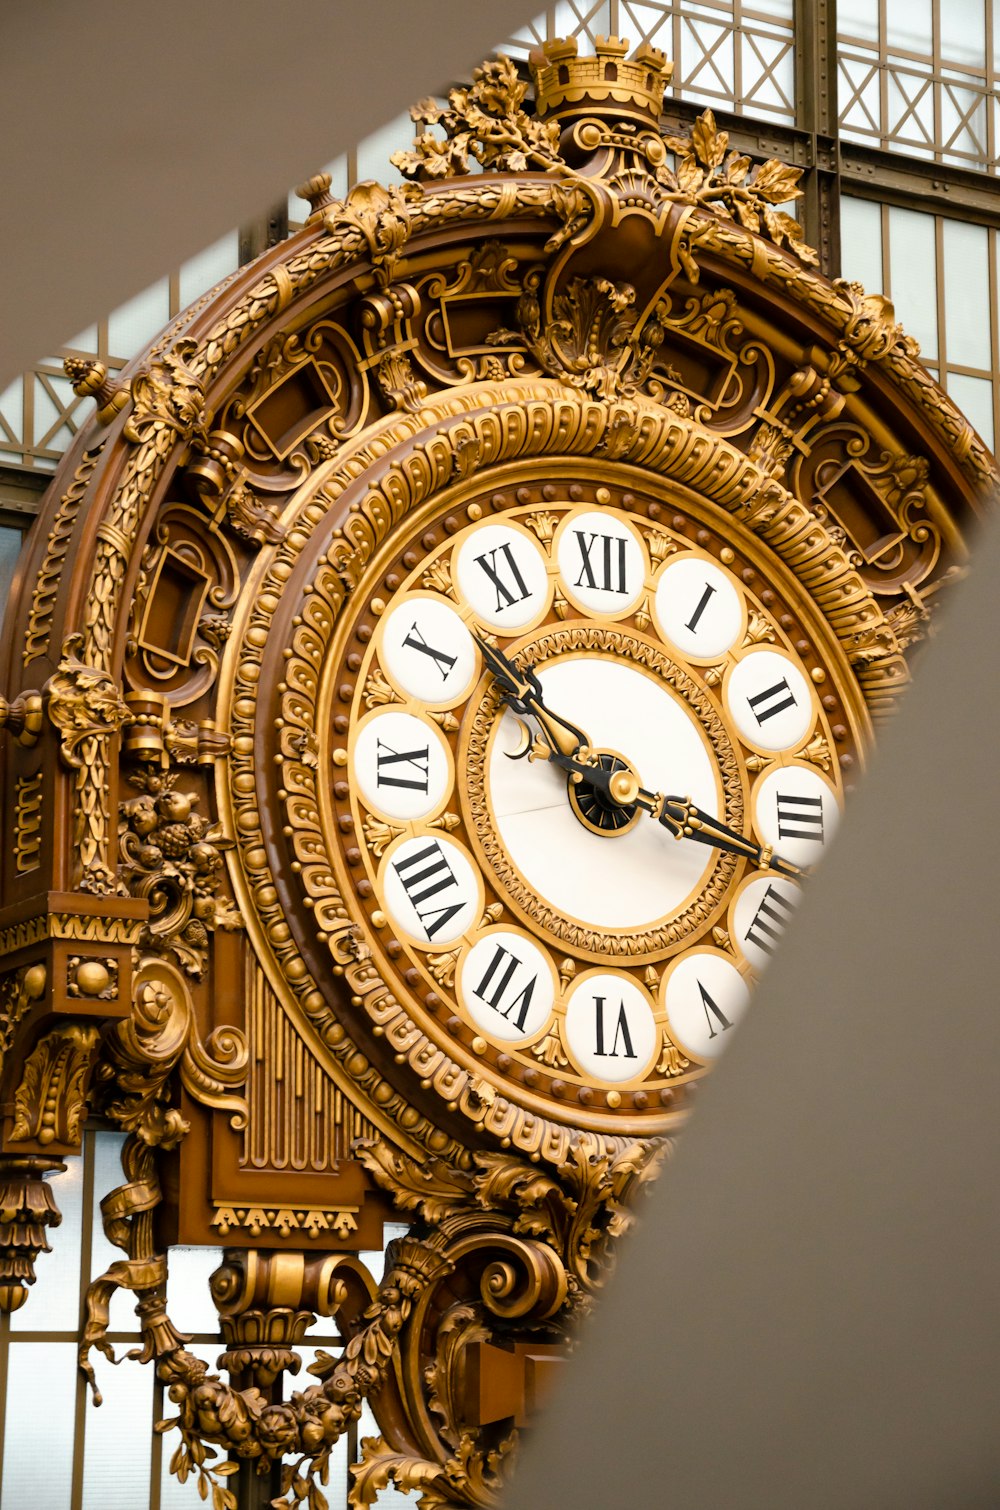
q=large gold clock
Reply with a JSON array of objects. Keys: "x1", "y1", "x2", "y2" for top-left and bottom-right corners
[{"x1": 231, "y1": 445, "x2": 867, "y2": 1158}]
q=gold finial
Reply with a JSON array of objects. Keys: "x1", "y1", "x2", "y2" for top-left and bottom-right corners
[
  {"x1": 63, "y1": 357, "x2": 129, "y2": 426},
  {"x1": 294, "y1": 172, "x2": 335, "y2": 220},
  {"x1": 531, "y1": 34, "x2": 672, "y2": 127}
]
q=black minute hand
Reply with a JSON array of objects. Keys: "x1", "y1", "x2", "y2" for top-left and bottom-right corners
[
  {"x1": 545, "y1": 748, "x2": 805, "y2": 879},
  {"x1": 657, "y1": 795, "x2": 804, "y2": 879},
  {"x1": 473, "y1": 630, "x2": 590, "y2": 760}
]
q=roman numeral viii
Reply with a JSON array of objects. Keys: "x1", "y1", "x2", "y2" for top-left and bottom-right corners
[
  {"x1": 776, "y1": 793, "x2": 825, "y2": 841},
  {"x1": 575, "y1": 530, "x2": 627, "y2": 594},
  {"x1": 473, "y1": 943, "x2": 537, "y2": 1033},
  {"x1": 744, "y1": 885, "x2": 796, "y2": 956},
  {"x1": 376, "y1": 739, "x2": 430, "y2": 793},
  {"x1": 391, "y1": 841, "x2": 463, "y2": 940},
  {"x1": 747, "y1": 677, "x2": 797, "y2": 725},
  {"x1": 474, "y1": 542, "x2": 531, "y2": 613},
  {"x1": 401, "y1": 621, "x2": 457, "y2": 681}
]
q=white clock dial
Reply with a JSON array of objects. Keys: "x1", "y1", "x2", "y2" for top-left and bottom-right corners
[
  {"x1": 663, "y1": 950, "x2": 750, "y2": 1060},
  {"x1": 485, "y1": 656, "x2": 719, "y2": 931},
  {"x1": 726, "y1": 649, "x2": 814, "y2": 752},
  {"x1": 454, "y1": 522, "x2": 550, "y2": 629},
  {"x1": 382, "y1": 833, "x2": 482, "y2": 947},
  {"x1": 556, "y1": 510, "x2": 646, "y2": 615},
  {"x1": 564, "y1": 971, "x2": 658, "y2": 1083},
  {"x1": 457, "y1": 929, "x2": 555, "y2": 1043},
  {"x1": 655, "y1": 555, "x2": 744, "y2": 660},
  {"x1": 753, "y1": 764, "x2": 840, "y2": 868},
  {"x1": 353, "y1": 710, "x2": 451, "y2": 821},
  {"x1": 380, "y1": 595, "x2": 478, "y2": 706},
  {"x1": 732, "y1": 874, "x2": 802, "y2": 971}
]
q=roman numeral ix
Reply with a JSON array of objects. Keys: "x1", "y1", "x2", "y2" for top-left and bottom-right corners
[
  {"x1": 392, "y1": 841, "x2": 463, "y2": 940},
  {"x1": 575, "y1": 530, "x2": 627, "y2": 594}
]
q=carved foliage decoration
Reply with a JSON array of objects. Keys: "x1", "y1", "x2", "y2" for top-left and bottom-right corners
[
  {"x1": 118, "y1": 769, "x2": 243, "y2": 978},
  {"x1": 391, "y1": 56, "x2": 562, "y2": 179},
  {"x1": 11, "y1": 1024, "x2": 101, "y2": 1146},
  {"x1": 661, "y1": 110, "x2": 816, "y2": 265}
]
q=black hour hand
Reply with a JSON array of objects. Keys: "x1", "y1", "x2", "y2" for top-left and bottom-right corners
[{"x1": 474, "y1": 630, "x2": 589, "y2": 759}]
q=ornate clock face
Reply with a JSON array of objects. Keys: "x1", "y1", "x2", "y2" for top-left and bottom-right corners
[{"x1": 312, "y1": 475, "x2": 862, "y2": 1139}]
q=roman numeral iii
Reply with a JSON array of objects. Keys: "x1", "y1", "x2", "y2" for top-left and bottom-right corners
[{"x1": 776, "y1": 793, "x2": 825, "y2": 841}]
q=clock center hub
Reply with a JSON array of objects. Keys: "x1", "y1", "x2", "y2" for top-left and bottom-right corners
[{"x1": 567, "y1": 750, "x2": 643, "y2": 837}]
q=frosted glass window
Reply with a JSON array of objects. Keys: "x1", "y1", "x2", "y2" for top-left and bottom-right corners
[
  {"x1": 553, "y1": 0, "x2": 612, "y2": 45},
  {"x1": 755, "y1": 0, "x2": 794, "y2": 17},
  {"x1": 107, "y1": 274, "x2": 171, "y2": 363},
  {"x1": 680, "y1": 14, "x2": 735, "y2": 97},
  {"x1": 178, "y1": 228, "x2": 239, "y2": 310},
  {"x1": 65, "y1": 322, "x2": 99, "y2": 351},
  {"x1": 939, "y1": 84, "x2": 987, "y2": 161},
  {"x1": 90, "y1": 1129, "x2": 141, "y2": 1333},
  {"x1": 939, "y1": 0, "x2": 987, "y2": 66},
  {"x1": 166, "y1": 1246, "x2": 224, "y2": 1334},
  {"x1": 621, "y1": 1, "x2": 674, "y2": 51},
  {"x1": 32, "y1": 371, "x2": 77, "y2": 453},
  {"x1": 888, "y1": 206, "x2": 938, "y2": 358},
  {"x1": 841, "y1": 198, "x2": 884, "y2": 295},
  {"x1": 886, "y1": 0, "x2": 933, "y2": 53},
  {"x1": 357, "y1": 111, "x2": 417, "y2": 184},
  {"x1": 0, "y1": 376, "x2": 24, "y2": 449},
  {"x1": 742, "y1": 31, "x2": 794, "y2": 112},
  {"x1": 838, "y1": 0, "x2": 880, "y2": 41},
  {"x1": 1, "y1": 1342, "x2": 79, "y2": 1509},
  {"x1": 81, "y1": 1347, "x2": 154, "y2": 1510},
  {"x1": 10, "y1": 1157, "x2": 83, "y2": 1331},
  {"x1": 942, "y1": 220, "x2": 992, "y2": 368},
  {"x1": 946, "y1": 373, "x2": 995, "y2": 449}
]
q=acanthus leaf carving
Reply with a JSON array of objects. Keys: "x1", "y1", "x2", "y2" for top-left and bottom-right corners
[{"x1": 390, "y1": 57, "x2": 562, "y2": 180}]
